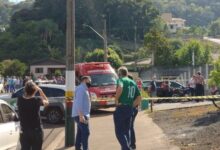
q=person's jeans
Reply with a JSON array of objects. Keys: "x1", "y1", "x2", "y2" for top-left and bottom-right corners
[
  {"x1": 20, "y1": 128, "x2": 43, "y2": 150},
  {"x1": 74, "y1": 116, "x2": 90, "y2": 150},
  {"x1": 130, "y1": 107, "x2": 138, "y2": 149},
  {"x1": 113, "y1": 105, "x2": 133, "y2": 150}
]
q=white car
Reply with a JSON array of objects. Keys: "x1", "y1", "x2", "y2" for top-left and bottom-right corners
[{"x1": 0, "y1": 99, "x2": 20, "y2": 150}]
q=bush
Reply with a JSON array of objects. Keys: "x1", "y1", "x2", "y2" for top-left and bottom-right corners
[
  {"x1": 0, "y1": 59, "x2": 27, "y2": 77},
  {"x1": 85, "y1": 48, "x2": 123, "y2": 69}
]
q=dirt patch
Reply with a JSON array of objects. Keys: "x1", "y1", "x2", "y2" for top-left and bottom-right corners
[{"x1": 150, "y1": 105, "x2": 220, "y2": 150}]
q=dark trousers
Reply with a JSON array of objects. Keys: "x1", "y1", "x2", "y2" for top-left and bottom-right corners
[
  {"x1": 195, "y1": 84, "x2": 204, "y2": 96},
  {"x1": 74, "y1": 116, "x2": 90, "y2": 150},
  {"x1": 130, "y1": 107, "x2": 138, "y2": 149},
  {"x1": 20, "y1": 128, "x2": 43, "y2": 150},
  {"x1": 113, "y1": 105, "x2": 133, "y2": 150}
]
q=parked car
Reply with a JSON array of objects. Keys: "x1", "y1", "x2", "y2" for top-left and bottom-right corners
[
  {"x1": 142, "y1": 80, "x2": 187, "y2": 98},
  {"x1": 0, "y1": 99, "x2": 20, "y2": 150},
  {"x1": 11, "y1": 84, "x2": 66, "y2": 124}
]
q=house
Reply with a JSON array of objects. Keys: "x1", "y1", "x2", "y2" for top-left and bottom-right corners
[
  {"x1": 161, "y1": 13, "x2": 186, "y2": 33},
  {"x1": 30, "y1": 59, "x2": 66, "y2": 78}
]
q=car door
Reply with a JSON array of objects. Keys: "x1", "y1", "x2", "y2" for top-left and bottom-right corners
[
  {"x1": 0, "y1": 103, "x2": 20, "y2": 149},
  {"x1": 0, "y1": 108, "x2": 9, "y2": 150}
]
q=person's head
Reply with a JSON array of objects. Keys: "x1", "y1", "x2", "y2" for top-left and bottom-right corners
[
  {"x1": 197, "y1": 71, "x2": 201, "y2": 76},
  {"x1": 81, "y1": 76, "x2": 91, "y2": 87},
  {"x1": 24, "y1": 81, "x2": 37, "y2": 96},
  {"x1": 118, "y1": 66, "x2": 128, "y2": 78}
]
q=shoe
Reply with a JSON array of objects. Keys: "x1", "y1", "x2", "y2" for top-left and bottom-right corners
[{"x1": 130, "y1": 146, "x2": 136, "y2": 150}]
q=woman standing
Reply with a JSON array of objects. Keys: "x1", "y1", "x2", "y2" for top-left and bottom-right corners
[{"x1": 17, "y1": 81, "x2": 49, "y2": 150}]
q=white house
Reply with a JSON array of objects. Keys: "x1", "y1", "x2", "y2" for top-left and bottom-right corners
[
  {"x1": 30, "y1": 59, "x2": 66, "y2": 78},
  {"x1": 161, "y1": 13, "x2": 186, "y2": 33}
]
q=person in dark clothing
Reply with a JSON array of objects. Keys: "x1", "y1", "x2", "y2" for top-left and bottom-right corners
[
  {"x1": 17, "y1": 81, "x2": 49, "y2": 150},
  {"x1": 128, "y1": 75, "x2": 139, "y2": 149}
]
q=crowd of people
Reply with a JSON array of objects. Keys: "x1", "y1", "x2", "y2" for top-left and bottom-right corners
[{"x1": 0, "y1": 74, "x2": 66, "y2": 93}]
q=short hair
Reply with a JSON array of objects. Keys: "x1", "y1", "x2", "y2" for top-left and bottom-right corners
[
  {"x1": 118, "y1": 66, "x2": 128, "y2": 77},
  {"x1": 80, "y1": 76, "x2": 91, "y2": 82},
  {"x1": 24, "y1": 81, "x2": 36, "y2": 96},
  {"x1": 197, "y1": 71, "x2": 201, "y2": 75}
]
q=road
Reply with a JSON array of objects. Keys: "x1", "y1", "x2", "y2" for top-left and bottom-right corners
[{"x1": 42, "y1": 109, "x2": 114, "y2": 150}]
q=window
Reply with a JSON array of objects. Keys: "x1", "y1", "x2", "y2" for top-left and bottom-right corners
[
  {"x1": 41, "y1": 87, "x2": 65, "y2": 98},
  {"x1": 1, "y1": 104, "x2": 14, "y2": 122},
  {"x1": 90, "y1": 73, "x2": 118, "y2": 86},
  {"x1": 12, "y1": 88, "x2": 24, "y2": 98},
  {"x1": 35, "y1": 68, "x2": 43, "y2": 73}
]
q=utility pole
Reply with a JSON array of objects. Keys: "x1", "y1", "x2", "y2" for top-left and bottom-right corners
[
  {"x1": 134, "y1": 24, "x2": 137, "y2": 50},
  {"x1": 65, "y1": 0, "x2": 75, "y2": 147},
  {"x1": 103, "y1": 19, "x2": 108, "y2": 62},
  {"x1": 192, "y1": 50, "x2": 195, "y2": 74}
]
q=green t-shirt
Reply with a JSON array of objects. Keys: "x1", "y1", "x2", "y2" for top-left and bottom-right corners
[{"x1": 117, "y1": 77, "x2": 141, "y2": 106}]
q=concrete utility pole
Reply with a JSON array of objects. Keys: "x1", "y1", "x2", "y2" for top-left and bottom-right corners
[
  {"x1": 103, "y1": 19, "x2": 108, "y2": 62},
  {"x1": 65, "y1": 0, "x2": 75, "y2": 147}
]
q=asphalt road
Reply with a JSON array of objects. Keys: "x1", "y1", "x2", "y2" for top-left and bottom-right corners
[{"x1": 42, "y1": 109, "x2": 114, "y2": 150}]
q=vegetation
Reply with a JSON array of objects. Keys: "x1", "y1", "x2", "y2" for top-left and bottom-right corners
[
  {"x1": 85, "y1": 48, "x2": 123, "y2": 69},
  {"x1": 153, "y1": 0, "x2": 220, "y2": 27},
  {"x1": 0, "y1": 59, "x2": 27, "y2": 77}
]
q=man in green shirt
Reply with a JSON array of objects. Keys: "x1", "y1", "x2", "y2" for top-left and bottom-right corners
[{"x1": 113, "y1": 66, "x2": 141, "y2": 150}]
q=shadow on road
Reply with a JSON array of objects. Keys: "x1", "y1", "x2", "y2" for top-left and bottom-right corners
[
  {"x1": 42, "y1": 109, "x2": 114, "y2": 129},
  {"x1": 193, "y1": 111, "x2": 220, "y2": 127}
]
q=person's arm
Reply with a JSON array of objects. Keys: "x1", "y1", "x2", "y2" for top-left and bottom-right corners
[
  {"x1": 133, "y1": 85, "x2": 142, "y2": 107},
  {"x1": 133, "y1": 95, "x2": 141, "y2": 108},
  {"x1": 115, "y1": 86, "x2": 123, "y2": 106},
  {"x1": 76, "y1": 89, "x2": 86, "y2": 123},
  {"x1": 36, "y1": 87, "x2": 49, "y2": 106}
]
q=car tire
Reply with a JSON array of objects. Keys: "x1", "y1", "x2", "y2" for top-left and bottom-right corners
[{"x1": 46, "y1": 108, "x2": 63, "y2": 124}]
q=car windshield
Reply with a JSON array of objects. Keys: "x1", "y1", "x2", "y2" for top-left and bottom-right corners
[{"x1": 90, "y1": 73, "x2": 118, "y2": 86}]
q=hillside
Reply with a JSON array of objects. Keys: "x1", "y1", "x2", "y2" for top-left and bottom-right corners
[{"x1": 153, "y1": 0, "x2": 220, "y2": 26}]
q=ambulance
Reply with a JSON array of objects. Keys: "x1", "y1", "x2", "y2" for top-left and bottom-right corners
[{"x1": 75, "y1": 62, "x2": 118, "y2": 109}]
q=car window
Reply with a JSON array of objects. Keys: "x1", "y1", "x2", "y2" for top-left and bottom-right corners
[
  {"x1": 170, "y1": 82, "x2": 181, "y2": 88},
  {"x1": 1, "y1": 104, "x2": 14, "y2": 122},
  {"x1": 12, "y1": 88, "x2": 24, "y2": 98},
  {"x1": 41, "y1": 87, "x2": 64, "y2": 97}
]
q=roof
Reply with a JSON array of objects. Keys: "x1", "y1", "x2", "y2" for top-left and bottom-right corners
[
  {"x1": 124, "y1": 58, "x2": 152, "y2": 66},
  {"x1": 39, "y1": 84, "x2": 66, "y2": 90},
  {"x1": 31, "y1": 59, "x2": 65, "y2": 66}
]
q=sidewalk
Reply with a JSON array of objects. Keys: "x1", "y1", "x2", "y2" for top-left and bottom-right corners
[{"x1": 45, "y1": 111, "x2": 180, "y2": 150}]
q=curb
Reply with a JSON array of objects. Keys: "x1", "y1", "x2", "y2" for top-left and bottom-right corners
[{"x1": 45, "y1": 130, "x2": 65, "y2": 150}]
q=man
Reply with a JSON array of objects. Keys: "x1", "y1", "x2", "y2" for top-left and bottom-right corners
[
  {"x1": 114, "y1": 67, "x2": 141, "y2": 150},
  {"x1": 195, "y1": 72, "x2": 205, "y2": 97},
  {"x1": 149, "y1": 76, "x2": 157, "y2": 97},
  {"x1": 72, "y1": 76, "x2": 91, "y2": 150},
  {"x1": 189, "y1": 75, "x2": 196, "y2": 96}
]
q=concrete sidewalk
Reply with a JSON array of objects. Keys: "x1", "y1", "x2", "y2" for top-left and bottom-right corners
[{"x1": 45, "y1": 111, "x2": 179, "y2": 150}]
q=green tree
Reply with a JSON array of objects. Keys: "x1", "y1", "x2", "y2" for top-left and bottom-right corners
[
  {"x1": 209, "y1": 59, "x2": 220, "y2": 86},
  {"x1": 85, "y1": 48, "x2": 123, "y2": 69},
  {"x1": 208, "y1": 18, "x2": 220, "y2": 37},
  {"x1": 1, "y1": 59, "x2": 27, "y2": 77},
  {"x1": 144, "y1": 27, "x2": 175, "y2": 66},
  {"x1": 175, "y1": 40, "x2": 211, "y2": 66}
]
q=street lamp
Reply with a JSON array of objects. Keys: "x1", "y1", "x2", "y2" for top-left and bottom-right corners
[{"x1": 83, "y1": 21, "x2": 108, "y2": 62}]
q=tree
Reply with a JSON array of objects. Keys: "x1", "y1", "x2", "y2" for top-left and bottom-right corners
[
  {"x1": 144, "y1": 27, "x2": 175, "y2": 66},
  {"x1": 85, "y1": 48, "x2": 123, "y2": 69},
  {"x1": 208, "y1": 18, "x2": 220, "y2": 37},
  {"x1": 1, "y1": 59, "x2": 27, "y2": 77},
  {"x1": 175, "y1": 40, "x2": 211, "y2": 66},
  {"x1": 209, "y1": 59, "x2": 220, "y2": 86}
]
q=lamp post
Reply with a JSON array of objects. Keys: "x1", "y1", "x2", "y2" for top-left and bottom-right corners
[
  {"x1": 83, "y1": 20, "x2": 108, "y2": 62},
  {"x1": 65, "y1": 0, "x2": 75, "y2": 147}
]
